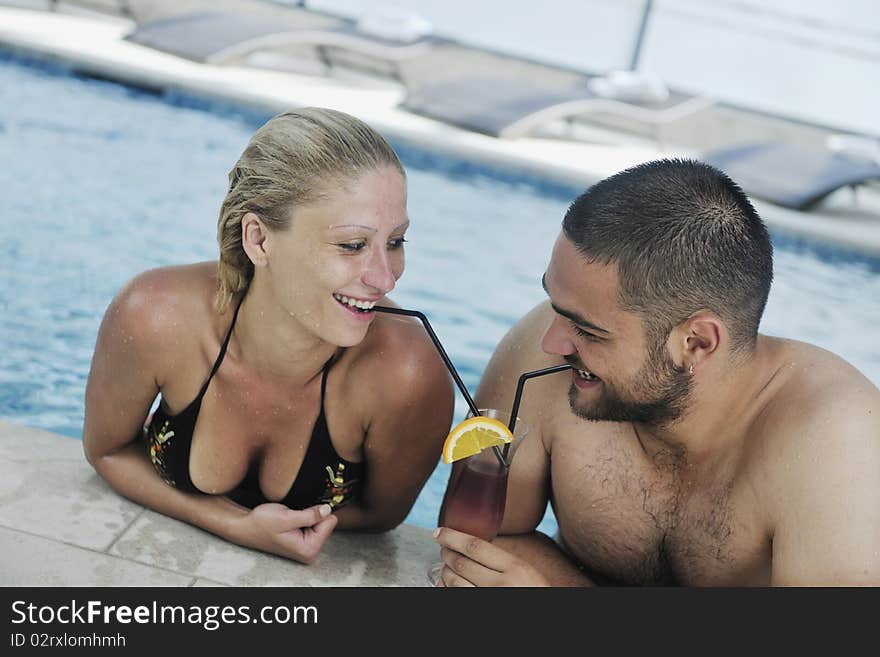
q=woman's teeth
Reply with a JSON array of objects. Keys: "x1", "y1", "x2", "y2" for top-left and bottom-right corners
[
  {"x1": 577, "y1": 368, "x2": 599, "y2": 382},
  {"x1": 333, "y1": 294, "x2": 376, "y2": 313}
]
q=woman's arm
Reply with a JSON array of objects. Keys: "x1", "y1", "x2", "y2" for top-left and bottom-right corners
[
  {"x1": 83, "y1": 270, "x2": 336, "y2": 563},
  {"x1": 333, "y1": 321, "x2": 455, "y2": 532}
]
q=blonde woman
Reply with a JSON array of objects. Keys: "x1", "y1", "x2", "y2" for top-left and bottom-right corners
[{"x1": 83, "y1": 108, "x2": 454, "y2": 564}]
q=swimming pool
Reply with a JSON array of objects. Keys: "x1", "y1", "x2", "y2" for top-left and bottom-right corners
[{"x1": 2, "y1": 51, "x2": 879, "y2": 537}]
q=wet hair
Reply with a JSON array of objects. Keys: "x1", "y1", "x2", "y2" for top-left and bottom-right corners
[
  {"x1": 562, "y1": 158, "x2": 773, "y2": 354},
  {"x1": 215, "y1": 107, "x2": 405, "y2": 313}
]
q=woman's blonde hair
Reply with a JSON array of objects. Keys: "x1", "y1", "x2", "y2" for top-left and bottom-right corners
[{"x1": 215, "y1": 107, "x2": 405, "y2": 313}]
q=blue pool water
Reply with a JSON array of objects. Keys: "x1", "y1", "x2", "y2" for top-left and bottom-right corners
[{"x1": 2, "y1": 52, "x2": 879, "y2": 537}]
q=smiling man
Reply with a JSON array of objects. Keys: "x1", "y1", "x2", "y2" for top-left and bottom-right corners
[{"x1": 434, "y1": 158, "x2": 880, "y2": 586}]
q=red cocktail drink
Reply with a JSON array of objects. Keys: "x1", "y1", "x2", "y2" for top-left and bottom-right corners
[
  {"x1": 429, "y1": 408, "x2": 528, "y2": 584},
  {"x1": 429, "y1": 410, "x2": 530, "y2": 585},
  {"x1": 427, "y1": 364, "x2": 570, "y2": 586},
  {"x1": 442, "y1": 457, "x2": 510, "y2": 540}
]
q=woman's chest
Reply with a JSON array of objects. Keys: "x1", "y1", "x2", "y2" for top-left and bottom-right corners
[{"x1": 186, "y1": 375, "x2": 364, "y2": 499}]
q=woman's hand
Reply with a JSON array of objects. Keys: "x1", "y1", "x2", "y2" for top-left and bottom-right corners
[{"x1": 236, "y1": 502, "x2": 338, "y2": 564}]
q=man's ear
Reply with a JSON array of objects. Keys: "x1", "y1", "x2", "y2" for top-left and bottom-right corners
[
  {"x1": 668, "y1": 310, "x2": 726, "y2": 375},
  {"x1": 241, "y1": 212, "x2": 269, "y2": 267}
]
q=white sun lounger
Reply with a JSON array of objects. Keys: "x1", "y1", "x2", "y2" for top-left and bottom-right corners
[
  {"x1": 124, "y1": 10, "x2": 438, "y2": 80},
  {"x1": 401, "y1": 75, "x2": 714, "y2": 139},
  {"x1": 704, "y1": 141, "x2": 880, "y2": 211}
]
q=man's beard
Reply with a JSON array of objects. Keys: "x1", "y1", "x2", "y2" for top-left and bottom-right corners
[{"x1": 567, "y1": 340, "x2": 693, "y2": 427}]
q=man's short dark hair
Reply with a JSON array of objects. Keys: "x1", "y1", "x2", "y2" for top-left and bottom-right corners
[{"x1": 562, "y1": 158, "x2": 773, "y2": 353}]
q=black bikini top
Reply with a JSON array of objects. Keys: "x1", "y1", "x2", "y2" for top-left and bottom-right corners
[{"x1": 145, "y1": 297, "x2": 363, "y2": 510}]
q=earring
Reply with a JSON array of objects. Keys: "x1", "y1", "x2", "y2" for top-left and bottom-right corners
[{"x1": 688, "y1": 364, "x2": 694, "y2": 375}]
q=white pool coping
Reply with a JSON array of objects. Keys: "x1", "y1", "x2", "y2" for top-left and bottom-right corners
[
  {"x1": 2, "y1": 4, "x2": 879, "y2": 258},
  {"x1": 0, "y1": 420, "x2": 438, "y2": 586}
]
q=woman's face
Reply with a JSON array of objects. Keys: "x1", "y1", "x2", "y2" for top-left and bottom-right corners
[{"x1": 261, "y1": 166, "x2": 408, "y2": 347}]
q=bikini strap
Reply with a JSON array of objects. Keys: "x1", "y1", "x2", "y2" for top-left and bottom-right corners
[
  {"x1": 319, "y1": 355, "x2": 333, "y2": 401},
  {"x1": 196, "y1": 295, "x2": 245, "y2": 399}
]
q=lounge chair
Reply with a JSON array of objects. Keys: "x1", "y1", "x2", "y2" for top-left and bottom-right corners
[
  {"x1": 124, "y1": 10, "x2": 438, "y2": 81},
  {"x1": 400, "y1": 74, "x2": 714, "y2": 139},
  {"x1": 703, "y1": 142, "x2": 880, "y2": 211}
]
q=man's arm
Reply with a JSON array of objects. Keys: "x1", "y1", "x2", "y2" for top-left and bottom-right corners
[
  {"x1": 769, "y1": 381, "x2": 880, "y2": 585},
  {"x1": 434, "y1": 528, "x2": 594, "y2": 586}
]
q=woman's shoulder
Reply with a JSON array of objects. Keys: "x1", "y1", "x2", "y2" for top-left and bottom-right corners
[
  {"x1": 347, "y1": 306, "x2": 453, "y2": 405},
  {"x1": 114, "y1": 262, "x2": 217, "y2": 319},
  {"x1": 105, "y1": 262, "x2": 219, "y2": 357},
  {"x1": 339, "y1": 307, "x2": 456, "y2": 445}
]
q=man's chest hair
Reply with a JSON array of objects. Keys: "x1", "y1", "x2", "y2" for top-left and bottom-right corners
[{"x1": 551, "y1": 431, "x2": 757, "y2": 585}]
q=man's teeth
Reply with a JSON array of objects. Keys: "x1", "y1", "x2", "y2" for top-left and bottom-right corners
[
  {"x1": 577, "y1": 368, "x2": 599, "y2": 381},
  {"x1": 333, "y1": 294, "x2": 376, "y2": 311}
]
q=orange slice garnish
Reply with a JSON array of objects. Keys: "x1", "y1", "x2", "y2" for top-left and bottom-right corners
[{"x1": 442, "y1": 416, "x2": 513, "y2": 464}]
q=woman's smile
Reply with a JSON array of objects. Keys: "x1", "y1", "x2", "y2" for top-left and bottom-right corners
[{"x1": 333, "y1": 292, "x2": 378, "y2": 322}]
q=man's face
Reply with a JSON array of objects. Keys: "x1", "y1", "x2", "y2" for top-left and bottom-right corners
[{"x1": 540, "y1": 234, "x2": 692, "y2": 427}]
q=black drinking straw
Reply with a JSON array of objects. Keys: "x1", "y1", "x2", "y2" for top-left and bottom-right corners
[
  {"x1": 372, "y1": 306, "x2": 507, "y2": 466},
  {"x1": 503, "y1": 364, "x2": 573, "y2": 460}
]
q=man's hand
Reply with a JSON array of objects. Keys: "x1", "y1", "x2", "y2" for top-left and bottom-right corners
[{"x1": 432, "y1": 527, "x2": 551, "y2": 587}]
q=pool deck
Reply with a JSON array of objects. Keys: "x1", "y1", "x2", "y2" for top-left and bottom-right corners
[
  {"x1": 1, "y1": 0, "x2": 880, "y2": 256},
  {"x1": 0, "y1": 421, "x2": 437, "y2": 586}
]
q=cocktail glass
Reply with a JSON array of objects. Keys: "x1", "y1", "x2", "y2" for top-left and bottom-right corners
[{"x1": 428, "y1": 408, "x2": 528, "y2": 586}]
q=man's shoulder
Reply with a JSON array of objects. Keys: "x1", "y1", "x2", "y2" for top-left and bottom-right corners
[
  {"x1": 509, "y1": 300, "x2": 555, "y2": 336},
  {"x1": 750, "y1": 337, "x2": 880, "y2": 506},
  {"x1": 476, "y1": 300, "x2": 565, "y2": 403},
  {"x1": 747, "y1": 339, "x2": 880, "y2": 583},
  {"x1": 474, "y1": 301, "x2": 579, "y2": 446},
  {"x1": 490, "y1": 301, "x2": 558, "y2": 370},
  {"x1": 758, "y1": 337, "x2": 879, "y2": 433}
]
